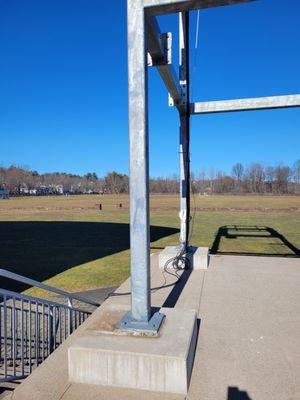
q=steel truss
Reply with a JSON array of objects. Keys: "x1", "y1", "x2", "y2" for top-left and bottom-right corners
[{"x1": 120, "y1": 0, "x2": 300, "y2": 332}]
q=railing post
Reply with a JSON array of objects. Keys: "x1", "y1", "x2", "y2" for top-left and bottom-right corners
[
  {"x1": 67, "y1": 297, "x2": 73, "y2": 336},
  {"x1": 34, "y1": 301, "x2": 39, "y2": 365},
  {"x1": 49, "y1": 305, "x2": 54, "y2": 354},
  {"x1": 3, "y1": 294, "x2": 8, "y2": 379},
  {"x1": 12, "y1": 297, "x2": 17, "y2": 377}
]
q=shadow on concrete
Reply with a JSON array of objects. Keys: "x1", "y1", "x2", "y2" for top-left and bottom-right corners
[
  {"x1": 162, "y1": 268, "x2": 193, "y2": 308},
  {"x1": 0, "y1": 387, "x2": 13, "y2": 397},
  {"x1": 0, "y1": 381, "x2": 20, "y2": 397},
  {"x1": 187, "y1": 318, "x2": 201, "y2": 390},
  {"x1": 0, "y1": 221, "x2": 179, "y2": 293},
  {"x1": 211, "y1": 225, "x2": 299, "y2": 258},
  {"x1": 227, "y1": 386, "x2": 252, "y2": 400}
]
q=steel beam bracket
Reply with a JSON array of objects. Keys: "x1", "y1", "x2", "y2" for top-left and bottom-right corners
[
  {"x1": 169, "y1": 87, "x2": 186, "y2": 108},
  {"x1": 148, "y1": 32, "x2": 172, "y2": 67},
  {"x1": 179, "y1": 76, "x2": 187, "y2": 110}
]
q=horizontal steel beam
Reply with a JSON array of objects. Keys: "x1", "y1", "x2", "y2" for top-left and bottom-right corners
[
  {"x1": 146, "y1": 16, "x2": 167, "y2": 65},
  {"x1": 157, "y1": 64, "x2": 182, "y2": 106},
  {"x1": 190, "y1": 94, "x2": 300, "y2": 114},
  {"x1": 146, "y1": 15, "x2": 182, "y2": 106},
  {"x1": 144, "y1": 0, "x2": 255, "y2": 16}
]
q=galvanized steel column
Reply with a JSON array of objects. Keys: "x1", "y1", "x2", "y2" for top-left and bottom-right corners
[
  {"x1": 127, "y1": 0, "x2": 151, "y2": 322},
  {"x1": 179, "y1": 11, "x2": 190, "y2": 250}
]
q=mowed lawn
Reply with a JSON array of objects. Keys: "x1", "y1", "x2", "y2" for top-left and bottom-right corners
[{"x1": 0, "y1": 194, "x2": 299, "y2": 296}]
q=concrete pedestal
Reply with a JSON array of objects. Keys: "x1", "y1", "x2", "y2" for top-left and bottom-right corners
[
  {"x1": 193, "y1": 246, "x2": 209, "y2": 269},
  {"x1": 68, "y1": 308, "x2": 197, "y2": 395},
  {"x1": 159, "y1": 246, "x2": 209, "y2": 270}
]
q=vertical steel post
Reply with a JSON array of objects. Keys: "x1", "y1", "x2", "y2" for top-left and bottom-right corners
[
  {"x1": 179, "y1": 11, "x2": 190, "y2": 250},
  {"x1": 127, "y1": 0, "x2": 151, "y2": 323},
  {"x1": 117, "y1": 1, "x2": 164, "y2": 332}
]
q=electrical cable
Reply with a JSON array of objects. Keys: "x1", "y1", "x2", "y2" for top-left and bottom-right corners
[
  {"x1": 188, "y1": 178, "x2": 197, "y2": 244},
  {"x1": 157, "y1": 246, "x2": 191, "y2": 292},
  {"x1": 109, "y1": 248, "x2": 191, "y2": 300}
]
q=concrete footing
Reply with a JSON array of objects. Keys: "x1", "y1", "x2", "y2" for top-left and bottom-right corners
[
  {"x1": 68, "y1": 308, "x2": 198, "y2": 395},
  {"x1": 159, "y1": 246, "x2": 209, "y2": 270}
]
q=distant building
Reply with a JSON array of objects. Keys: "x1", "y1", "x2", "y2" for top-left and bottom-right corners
[
  {"x1": 54, "y1": 185, "x2": 64, "y2": 194},
  {"x1": 36, "y1": 187, "x2": 51, "y2": 195},
  {"x1": 19, "y1": 185, "x2": 64, "y2": 196},
  {"x1": 0, "y1": 190, "x2": 9, "y2": 199},
  {"x1": 20, "y1": 186, "x2": 30, "y2": 194}
]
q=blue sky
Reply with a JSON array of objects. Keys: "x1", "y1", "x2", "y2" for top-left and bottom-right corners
[{"x1": 0, "y1": 0, "x2": 299, "y2": 177}]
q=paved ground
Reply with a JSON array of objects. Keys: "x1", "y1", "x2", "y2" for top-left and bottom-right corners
[
  {"x1": 188, "y1": 255, "x2": 300, "y2": 400},
  {"x1": 0, "y1": 382, "x2": 20, "y2": 400},
  {"x1": 4, "y1": 254, "x2": 300, "y2": 400}
]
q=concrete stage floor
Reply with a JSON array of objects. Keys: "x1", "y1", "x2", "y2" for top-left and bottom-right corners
[
  {"x1": 188, "y1": 255, "x2": 300, "y2": 400},
  {"x1": 4, "y1": 254, "x2": 300, "y2": 400}
]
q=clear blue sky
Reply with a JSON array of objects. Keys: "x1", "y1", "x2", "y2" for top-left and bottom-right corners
[{"x1": 0, "y1": 0, "x2": 299, "y2": 177}]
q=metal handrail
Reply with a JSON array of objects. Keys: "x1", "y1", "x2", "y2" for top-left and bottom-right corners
[
  {"x1": 0, "y1": 269, "x2": 100, "y2": 307},
  {"x1": 0, "y1": 288, "x2": 91, "y2": 315},
  {"x1": 0, "y1": 268, "x2": 100, "y2": 383}
]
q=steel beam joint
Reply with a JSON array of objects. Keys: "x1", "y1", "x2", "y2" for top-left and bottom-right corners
[{"x1": 148, "y1": 32, "x2": 172, "y2": 67}]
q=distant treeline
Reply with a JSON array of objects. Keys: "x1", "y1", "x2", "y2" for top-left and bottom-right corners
[
  {"x1": 193, "y1": 161, "x2": 300, "y2": 195},
  {"x1": 1, "y1": 161, "x2": 300, "y2": 196}
]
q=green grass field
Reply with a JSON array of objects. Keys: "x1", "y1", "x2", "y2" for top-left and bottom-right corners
[{"x1": 0, "y1": 194, "x2": 299, "y2": 296}]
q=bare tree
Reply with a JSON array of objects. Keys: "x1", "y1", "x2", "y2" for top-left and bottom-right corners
[
  {"x1": 198, "y1": 169, "x2": 206, "y2": 195},
  {"x1": 209, "y1": 167, "x2": 215, "y2": 194},
  {"x1": 265, "y1": 166, "x2": 275, "y2": 193},
  {"x1": 275, "y1": 164, "x2": 291, "y2": 194},
  {"x1": 0, "y1": 161, "x2": 299, "y2": 196},
  {"x1": 293, "y1": 160, "x2": 300, "y2": 193},
  {"x1": 232, "y1": 163, "x2": 244, "y2": 193},
  {"x1": 246, "y1": 163, "x2": 265, "y2": 193}
]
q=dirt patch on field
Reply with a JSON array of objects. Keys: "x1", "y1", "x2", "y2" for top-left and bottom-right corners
[
  {"x1": 151, "y1": 207, "x2": 299, "y2": 213},
  {"x1": 0, "y1": 205, "x2": 298, "y2": 213},
  {"x1": 0, "y1": 204, "x2": 128, "y2": 211},
  {"x1": 0, "y1": 206, "x2": 98, "y2": 211}
]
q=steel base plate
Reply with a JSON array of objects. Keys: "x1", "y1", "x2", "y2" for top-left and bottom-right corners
[{"x1": 116, "y1": 310, "x2": 165, "y2": 335}]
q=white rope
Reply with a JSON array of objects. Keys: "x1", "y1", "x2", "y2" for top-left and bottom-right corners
[
  {"x1": 192, "y1": 10, "x2": 201, "y2": 101},
  {"x1": 195, "y1": 10, "x2": 200, "y2": 49}
]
